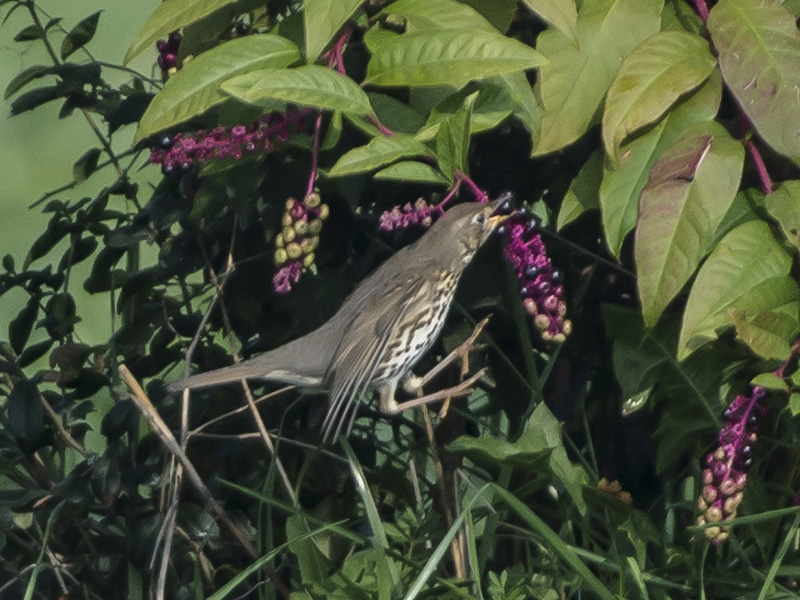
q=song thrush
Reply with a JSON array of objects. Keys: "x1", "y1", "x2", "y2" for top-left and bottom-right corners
[{"x1": 170, "y1": 199, "x2": 511, "y2": 440}]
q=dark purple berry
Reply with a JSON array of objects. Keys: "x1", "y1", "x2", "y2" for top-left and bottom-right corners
[
  {"x1": 747, "y1": 414, "x2": 758, "y2": 426},
  {"x1": 245, "y1": 141, "x2": 255, "y2": 152},
  {"x1": 550, "y1": 269, "x2": 562, "y2": 283},
  {"x1": 722, "y1": 407, "x2": 733, "y2": 420},
  {"x1": 168, "y1": 31, "x2": 182, "y2": 49},
  {"x1": 519, "y1": 285, "x2": 530, "y2": 296},
  {"x1": 528, "y1": 215, "x2": 540, "y2": 229},
  {"x1": 525, "y1": 265, "x2": 540, "y2": 279},
  {"x1": 158, "y1": 135, "x2": 173, "y2": 149},
  {"x1": 156, "y1": 40, "x2": 168, "y2": 53},
  {"x1": 496, "y1": 225, "x2": 507, "y2": 237},
  {"x1": 178, "y1": 161, "x2": 191, "y2": 173},
  {"x1": 157, "y1": 55, "x2": 168, "y2": 70},
  {"x1": 741, "y1": 458, "x2": 753, "y2": 470},
  {"x1": 162, "y1": 164, "x2": 175, "y2": 176},
  {"x1": 741, "y1": 445, "x2": 752, "y2": 457}
]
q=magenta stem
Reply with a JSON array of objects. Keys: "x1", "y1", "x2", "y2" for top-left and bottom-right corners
[
  {"x1": 746, "y1": 138, "x2": 773, "y2": 196},
  {"x1": 775, "y1": 337, "x2": 800, "y2": 378},
  {"x1": 692, "y1": 0, "x2": 709, "y2": 22},
  {"x1": 455, "y1": 170, "x2": 489, "y2": 203}
]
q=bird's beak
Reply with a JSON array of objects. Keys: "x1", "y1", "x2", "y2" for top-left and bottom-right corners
[{"x1": 487, "y1": 212, "x2": 510, "y2": 230}]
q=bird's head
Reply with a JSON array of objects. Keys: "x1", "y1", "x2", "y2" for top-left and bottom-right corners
[{"x1": 425, "y1": 194, "x2": 514, "y2": 268}]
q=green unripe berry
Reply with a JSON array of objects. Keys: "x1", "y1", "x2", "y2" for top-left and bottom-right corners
[
  {"x1": 275, "y1": 233, "x2": 285, "y2": 248},
  {"x1": 286, "y1": 242, "x2": 302, "y2": 259},
  {"x1": 303, "y1": 252, "x2": 315, "y2": 268},
  {"x1": 301, "y1": 236, "x2": 318, "y2": 254},
  {"x1": 294, "y1": 220, "x2": 309, "y2": 236},
  {"x1": 534, "y1": 314, "x2": 550, "y2": 331},
  {"x1": 304, "y1": 192, "x2": 321, "y2": 208},
  {"x1": 274, "y1": 248, "x2": 288, "y2": 265},
  {"x1": 317, "y1": 204, "x2": 329, "y2": 221},
  {"x1": 282, "y1": 226, "x2": 296, "y2": 243},
  {"x1": 309, "y1": 219, "x2": 323, "y2": 235},
  {"x1": 285, "y1": 198, "x2": 296, "y2": 211},
  {"x1": 282, "y1": 213, "x2": 293, "y2": 228}
]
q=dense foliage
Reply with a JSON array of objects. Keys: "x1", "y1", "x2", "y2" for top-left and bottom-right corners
[{"x1": 2, "y1": 0, "x2": 800, "y2": 598}]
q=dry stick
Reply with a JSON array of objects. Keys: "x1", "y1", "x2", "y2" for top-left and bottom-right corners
[{"x1": 118, "y1": 365, "x2": 291, "y2": 600}]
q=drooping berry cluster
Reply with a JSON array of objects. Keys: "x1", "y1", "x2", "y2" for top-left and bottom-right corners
[
  {"x1": 697, "y1": 386, "x2": 766, "y2": 544},
  {"x1": 500, "y1": 212, "x2": 570, "y2": 342},
  {"x1": 378, "y1": 198, "x2": 444, "y2": 232},
  {"x1": 273, "y1": 193, "x2": 329, "y2": 294},
  {"x1": 156, "y1": 31, "x2": 182, "y2": 73},
  {"x1": 150, "y1": 110, "x2": 309, "y2": 175}
]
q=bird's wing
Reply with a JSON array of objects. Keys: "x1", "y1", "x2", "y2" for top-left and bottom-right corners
[{"x1": 321, "y1": 275, "x2": 431, "y2": 441}]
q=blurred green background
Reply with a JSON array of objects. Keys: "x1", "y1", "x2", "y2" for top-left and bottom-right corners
[{"x1": 0, "y1": 0, "x2": 160, "y2": 342}]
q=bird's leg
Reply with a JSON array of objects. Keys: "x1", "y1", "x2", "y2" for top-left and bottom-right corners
[
  {"x1": 417, "y1": 316, "x2": 490, "y2": 389},
  {"x1": 382, "y1": 368, "x2": 488, "y2": 414}
]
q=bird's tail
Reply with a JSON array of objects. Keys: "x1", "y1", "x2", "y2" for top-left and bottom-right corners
[{"x1": 168, "y1": 358, "x2": 279, "y2": 392}]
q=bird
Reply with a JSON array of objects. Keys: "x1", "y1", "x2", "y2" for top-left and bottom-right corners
[{"x1": 169, "y1": 198, "x2": 512, "y2": 441}]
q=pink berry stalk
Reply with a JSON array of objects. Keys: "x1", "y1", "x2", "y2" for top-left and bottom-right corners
[
  {"x1": 697, "y1": 386, "x2": 766, "y2": 544},
  {"x1": 150, "y1": 110, "x2": 310, "y2": 174}
]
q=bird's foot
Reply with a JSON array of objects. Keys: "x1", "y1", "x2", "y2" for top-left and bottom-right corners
[
  {"x1": 416, "y1": 316, "x2": 490, "y2": 389},
  {"x1": 388, "y1": 368, "x2": 488, "y2": 414}
]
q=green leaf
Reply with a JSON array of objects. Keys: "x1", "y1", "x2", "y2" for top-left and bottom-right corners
[
  {"x1": 497, "y1": 71, "x2": 540, "y2": 145},
  {"x1": 436, "y1": 93, "x2": 475, "y2": 180},
  {"x1": 373, "y1": 161, "x2": 449, "y2": 185},
  {"x1": 599, "y1": 71, "x2": 721, "y2": 256},
  {"x1": 661, "y1": 0, "x2": 703, "y2": 35},
  {"x1": 135, "y1": 35, "x2": 300, "y2": 142},
  {"x1": 8, "y1": 379, "x2": 42, "y2": 454},
  {"x1": 222, "y1": 65, "x2": 373, "y2": 115},
  {"x1": 789, "y1": 393, "x2": 800, "y2": 416},
  {"x1": 377, "y1": 0, "x2": 495, "y2": 33},
  {"x1": 4, "y1": 65, "x2": 50, "y2": 99},
  {"x1": 602, "y1": 31, "x2": 716, "y2": 165},
  {"x1": 520, "y1": 0, "x2": 578, "y2": 42},
  {"x1": 708, "y1": 0, "x2": 800, "y2": 165},
  {"x1": 732, "y1": 308, "x2": 800, "y2": 360},
  {"x1": 764, "y1": 180, "x2": 800, "y2": 251},
  {"x1": 460, "y1": 0, "x2": 517, "y2": 32},
  {"x1": 365, "y1": 29, "x2": 547, "y2": 88},
  {"x1": 636, "y1": 121, "x2": 744, "y2": 327},
  {"x1": 9, "y1": 295, "x2": 39, "y2": 355},
  {"x1": 328, "y1": 134, "x2": 434, "y2": 177},
  {"x1": 429, "y1": 82, "x2": 514, "y2": 133},
  {"x1": 532, "y1": 0, "x2": 662, "y2": 157},
  {"x1": 14, "y1": 24, "x2": 42, "y2": 42},
  {"x1": 73, "y1": 148, "x2": 102, "y2": 182},
  {"x1": 751, "y1": 372, "x2": 789, "y2": 391},
  {"x1": 678, "y1": 220, "x2": 800, "y2": 360},
  {"x1": 367, "y1": 92, "x2": 426, "y2": 134},
  {"x1": 60, "y1": 11, "x2": 101, "y2": 60},
  {"x1": 303, "y1": 0, "x2": 361, "y2": 61},
  {"x1": 557, "y1": 149, "x2": 602, "y2": 230},
  {"x1": 124, "y1": 0, "x2": 238, "y2": 64},
  {"x1": 286, "y1": 515, "x2": 330, "y2": 585}
]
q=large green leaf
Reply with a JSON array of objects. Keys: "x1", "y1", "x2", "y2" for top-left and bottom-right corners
[
  {"x1": 364, "y1": 29, "x2": 547, "y2": 87},
  {"x1": 679, "y1": 221, "x2": 800, "y2": 360},
  {"x1": 602, "y1": 31, "x2": 716, "y2": 165},
  {"x1": 532, "y1": 0, "x2": 662, "y2": 157},
  {"x1": 764, "y1": 180, "x2": 800, "y2": 251},
  {"x1": 436, "y1": 93, "x2": 475, "y2": 180},
  {"x1": 303, "y1": 0, "x2": 361, "y2": 61},
  {"x1": 557, "y1": 150, "x2": 602, "y2": 230},
  {"x1": 124, "y1": 0, "x2": 237, "y2": 64},
  {"x1": 520, "y1": 0, "x2": 578, "y2": 42},
  {"x1": 135, "y1": 35, "x2": 300, "y2": 142},
  {"x1": 327, "y1": 135, "x2": 433, "y2": 177},
  {"x1": 497, "y1": 71, "x2": 540, "y2": 145},
  {"x1": 222, "y1": 65, "x2": 373, "y2": 115},
  {"x1": 708, "y1": 0, "x2": 800, "y2": 165},
  {"x1": 599, "y1": 71, "x2": 721, "y2": 257},
  {"x1": 635, "y1": 121, "x2": 743, "y2": 326},
  {"x1": 377, "y1": 0, "x2": 495, "y2": 33},
  {"x1": 731, "y1": 308, "x2": 800, "y2": 360}
]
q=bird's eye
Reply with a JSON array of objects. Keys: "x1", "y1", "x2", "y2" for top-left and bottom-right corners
[{"x1": 476, "y1": 214, "x2": 485, "y2": 224}]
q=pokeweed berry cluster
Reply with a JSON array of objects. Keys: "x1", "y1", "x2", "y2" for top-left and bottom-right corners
[
  {"x1": 273, "y1": 193, "x2": 329, "y2": 294},
  {"x1": 499, "y1": 207, "x2": 571, "y2": 343},
  {"x1": 156, "y1": 31, "x2": 182, "y2": 74},
  {"x1": 378, "y1": 198, "x2": 444, "y2": 232},
  {"x1": 150, "y1": 110, "x2": 309, "y2": 175},
  {"x1": 697, "y1": 386, "x2": 766, "y2": 544}
]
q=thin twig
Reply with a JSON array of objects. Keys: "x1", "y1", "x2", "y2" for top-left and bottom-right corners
[{"x1": 189, "y1": 386, "x2": 296, "y2": 435}]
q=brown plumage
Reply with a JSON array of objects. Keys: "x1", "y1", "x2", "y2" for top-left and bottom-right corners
[{"x1": 169, "y1": 199, "x2": 508, "y2": 440}]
